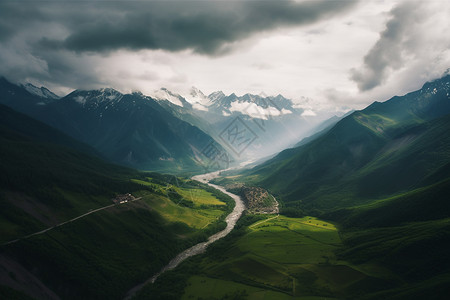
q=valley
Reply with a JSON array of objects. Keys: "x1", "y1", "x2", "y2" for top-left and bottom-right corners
[
  {"x1": 1, "y1": 1, "x2": 449, "y2": 299},
  {"x1": 1, "y1": 63, "x2": 450, "y2": 300},
  {"x1": 132, "y1": 75, "x2": 450, "y2": 299},
  {"x1": 0, "y1": 173, "x2": 237, "y2": 299},
  {"x1": 0, "y1": 101, "x2": 241, "y2": 299},
  {"x1": 143, "y1": 214, "x2": 395, "y2": 300},
  {"x1": 125, "y1": 171, "x2": 245, "y2": 299}
]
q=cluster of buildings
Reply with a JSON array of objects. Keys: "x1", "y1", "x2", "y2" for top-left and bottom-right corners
[{"x1": 112, "y1": 193, "x2": 135, "y2": 204}]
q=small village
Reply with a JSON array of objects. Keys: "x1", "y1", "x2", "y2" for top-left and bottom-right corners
[
  {"x1": 112, "y1": 193, "x2": 136, "y2": 204},
  {"x1": 226, "y1": 184, "x2": 279, "y2": 214}
]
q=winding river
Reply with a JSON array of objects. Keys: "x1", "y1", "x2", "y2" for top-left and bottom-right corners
[{"x1": 124, "y1": 170, "x2": 245, "y2": 299}]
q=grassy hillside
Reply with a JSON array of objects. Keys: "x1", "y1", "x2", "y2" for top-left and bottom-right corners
[
  {"x1": 201, "y1": 75, "x2": 450, "y2": 300},
  {"x1": 0, "y1": 104, "x2": 98, "y2": 156},
  {"x1": 131, "y1": 176, "x2": 234, "y2": 230},
  {"x1": 323, "y1": 177, "x2": 450, "y2": 229},
  {"x1": 235, "y1": 75, "x2": 450, "y2": 214},
  {"x1": 0, "y1": 105, "x2": 235, "y2": 299},
  {"x1": 0, "y1": 105, "x2": 141, "y2": 242},
  {"x1": 138, "y1": 215, "x2": 397, "y2": 299},
  {"x1": 0, "y1": 156, "x2": 234, "y2": 299},
  {"x1": 1, "y1": 185, "x2": 234, "y2": 300},
  {"x1": 334, "y1": 217, "x2": 450, "y2": 300},
  {"x1": 137, "y1": 209, "x2": 450, "y2": 300}
]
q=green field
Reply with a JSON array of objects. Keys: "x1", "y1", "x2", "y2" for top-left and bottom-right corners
[
  {"x1": 183, "y1": 275, "x2": 307, "y2": 300},
  {"x1": 137, "y1": 191, "x2": 225, "y2": 229},
  {"x1": 131, "y1": 177, "x2": 228, "y2": 229},
  {"x1": 132, "y1": 177, "x2": 226, "y2": 207},
  {"x1": 238, "y1": 216, "x2": 339, "y2": 265},
  {"x1": 173, "y1": 215, "x2": 390, "y2": 299},
  {"x1": 177, "y1": 187, "x2": 226, "y2": 206}
]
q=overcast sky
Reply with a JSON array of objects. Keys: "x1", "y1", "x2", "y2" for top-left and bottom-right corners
[{"x1": 0, "y1": 0, "x2": 449, "y2": 111}]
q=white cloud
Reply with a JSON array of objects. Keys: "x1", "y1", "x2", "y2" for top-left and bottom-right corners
[
  {"x1": 74, "y1": 95, "x2": 85, "y2": 105},
  {"x1": 192, "y1": 103, "x2": 209, "y2": 111},
  {"x1": 301, "y1": 109, "x2": 317, "y2": 117},
  {"x1": 350, "y1": 1, "x2": 450, "y2": 92},
  {"x1": 281, "y1": 108, "x2": 293, "y2": 115},
  {"x1": 229, "y1": 101, "x2": 285, "y2": 120}
]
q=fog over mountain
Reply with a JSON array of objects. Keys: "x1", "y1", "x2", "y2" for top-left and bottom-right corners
[{"x1": 151, "y1": 86, "x2": 332, "y2": 160}]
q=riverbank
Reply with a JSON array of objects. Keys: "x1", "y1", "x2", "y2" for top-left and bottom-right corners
[{"x1": 124, "y1": 170, "x2": 245, "y2": 299}]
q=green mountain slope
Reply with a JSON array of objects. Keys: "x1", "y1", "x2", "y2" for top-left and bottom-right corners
[
  {"x1": 0, "y1": 103, "x2": 99, "y2": 157},
  {"x1": 220, "y1": 74, "x2": 450, "y2": 299},
  {"x1": 241, "y1": 75, "x2": 450, "y2": 213},
  {"x1": 0, "y1": 104, "x2": 141, "y2": 239},
  {"x1": 0, "y1": 105, "x2": 234, "y2": 299}
]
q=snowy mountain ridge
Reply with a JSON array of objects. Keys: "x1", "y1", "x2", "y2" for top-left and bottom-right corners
[
  {"x1": 151, "y1": 86, "x2": 301, "y2": 118},
  {"x1": 22, "y1": 83, "x2": 60, "y2": 101}
]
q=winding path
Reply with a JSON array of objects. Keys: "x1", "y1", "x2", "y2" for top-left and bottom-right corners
[
  {"x1": 249, "y1": 214, "x2": 279, "y2": 228},
  {"x1": 123, "y1": 170, "x2": 245, "y2": 300},
  {"x1": 2, "y1": 197, "x2": 142, "y2": 246}
]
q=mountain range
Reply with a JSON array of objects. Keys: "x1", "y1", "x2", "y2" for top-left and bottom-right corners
[
  {"x1": 0, "y1": 78, "x2": 229, "y2": 173},
  {"x1": 152, "y1": 86, "x2": 330, "y2": 160},
  {"x1": 0, "y1": 78, "x2": 333, "y2": 171}
]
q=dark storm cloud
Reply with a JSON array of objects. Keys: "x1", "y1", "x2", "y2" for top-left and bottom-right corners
[
  {"x1": 0, "y1": 0, "x2": 359, "y2": 89},
  {"x1": 0, "y1": 0, "x2": 358, "y2": 55},
  {"x1": 0, "y1": 2, "x2": 51, "y2": 41},
  {"x1": 61, "y1": 0, "x2": 357, "y2": 55},
  {"x1": 0, "y1": 23, "x2": 13, "y2": 41},
  {"x1": 350, "y1": 2, "x2": 423, "y2": 91}
]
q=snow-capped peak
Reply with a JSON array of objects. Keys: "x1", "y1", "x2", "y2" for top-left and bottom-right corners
[
  {"x1": 98, "y1": 87, "x2": 120, "y2": 94},
  {"x1": 258, "y1": 91, "x2": 268, "y2": 98},
  {"x1": 151, "y1": 88, "x2": 185, "y2": 107},
  {"x1": 184, "y1": 86, "x2": 211, "y2": 107},
  {"x1": 208, "y1": 91, "x2": 226, "y2": 102},
  {"x1": 23, "y1": 83, "x2": 60, "y2": 100},
  {"x1": 189, "y1": 86, "x2": 204, "y2": 98},
  {"x1": 99, "y1": 88, "x2": 122, "y2": 101},
  {"x1": 69, "y1": 88, "x2": 123, "y2": 106}
]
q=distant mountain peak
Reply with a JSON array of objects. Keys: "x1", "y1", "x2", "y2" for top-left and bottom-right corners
[
  {"x1": 189, "y1": 86, "x2": 203, "y2": 94},
  {"x1": 67, "y1": 88, "x2": 123, "y2": 106},
  {"x1": 98, "y1": 87, "x2": 121, "y2": 94},
  {"x1": 185, "y1": 87, "x2": 211, "y2": 109},
  {"x1": 151, "y1": 88, "x2": 187, "y2": 107},
  {"x1": 420, "y1": 74, "x2": 450, "y2": 95},
  {"x1": 71, "y1": 87, "x2": 122, "y2": 95},
  {"x1": 22, "y1": 83, "x2": 60, "y2": 100},
  {"x1": 208, "y1": 91, "x2": 225, "y2": 102},
  {"x1": 188, "y1": 86, "x2": 205, "y2": 97}
]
